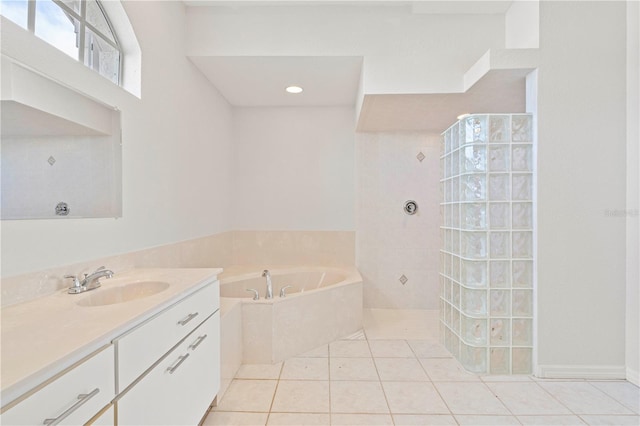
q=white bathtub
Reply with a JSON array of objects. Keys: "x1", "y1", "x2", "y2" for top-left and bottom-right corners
[{"x1": 219, "y1": 266, "x2": 363, "y2": 364}]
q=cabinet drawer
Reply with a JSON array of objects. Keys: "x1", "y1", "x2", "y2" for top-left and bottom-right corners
[
  {"x1": 117, "y1": 312, "x2": 220, "y2": 426},
  {"x1": 1, "y1": 346, "x2": 115, "y2": 426},
  {"x1": 115, "y1": 281, "x2": 219, "y2": 391}
]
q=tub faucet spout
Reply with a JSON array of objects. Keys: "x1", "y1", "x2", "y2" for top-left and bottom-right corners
[{"x1": 262, "y1": 270, "x2": 273, "y2": 299}]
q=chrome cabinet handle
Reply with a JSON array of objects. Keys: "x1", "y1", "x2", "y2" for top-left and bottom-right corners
[
  {"x1": 177, "y1": 312, "x2": 198, "y2": 326},
  {"x1": 188, "y1": 334, "x2": 208, "y2": 351},
  {"x1": 166, "y1": 354, "x2": 190, "y2": 374},
  {"x1": 43, "y1": 388, "x2": 100, "y2": 425}
]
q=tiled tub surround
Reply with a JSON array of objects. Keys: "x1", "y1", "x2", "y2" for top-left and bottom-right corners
[
  {"x1": 0, "y1": 268, "x2": 221, "y2": 406},
  {"x1": 219, "y1": 266, "x2": 363, "y2": 364},
  {"x1": 1, "y1": 230, "x2": 355, "y2": 307},
  {"x1": 440, "y1": 114, "x2": 535, "y2": 375}
]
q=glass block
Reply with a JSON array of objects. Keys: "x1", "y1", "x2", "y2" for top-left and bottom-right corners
[
  {"x1": 512, "y1": 348, "x2": 532, "y2": 374},
  {"x1": 512, "y1": 114, "x2": 533, "y2": 142},
  {"x1": 461, "y1": 259, "x2": 487, "y2": 288},
  {"x1": 452, "y1": 255, "x2": 460, "y2": 281},
  {"x1": 442, "y1": 276, "x2": 450, "y2": 301},
  {"x1": 465, "y1": 115, "x2": 487, "y2": 143},
  {"x1": 442, "y1": 132, "x2": 448, "y2": 157},
  {"x1": 444, "y1": 229, "x2": 451, "y2": 252},
  {"x1": 461, "y1": 231, "x2": 487, "y2": 259},
  {"x1": 440, "y1": 158, "x2": 445, "y2": 179},
  {"x1": 490, "y1": 347, "x2": 510, "y2": 374},
  {"x1": 444, "y1": 253, "x2": 451, "y2": 277},
  {"x1": 452, "y1": 307, "x2": 460, "y2": 334},
  {"x1": 461, "y1": 287, "x2": 487, "y2": 316},
  {"x1": 452, "y1": 203, "x2": 459, "y2": 228},
  {"x1": 462, "y1": 315, "x2": 487, "y2": 345},
  {"x1": 488, "y1": 174, "x2": 510, "y2": 201},
  {"x1": 490, "y1": 290, "x2": 510, "y2": 316},
  {"x1": 462, "y1": 174, "x2": 486, "y2": 201},
  {"x1": 445, "y1": 128, "x2": 452, "y2": 154},
  {"x1": 452, "y1": 282, "x2": 460, "y2": 308},
  {"x1": 461, "y1": 342, "x2": 487, "y2": 374},
  {"x1": 461, "y1": 146, "x2": 487, "y2": 173},
  {"x1": 462, "y1": 203, "x2": 486, "y2": 230},
  {"x1": 444, "y1": 324, "x2": 452, "y2": 352},
  {"x1": 490, "y1": 261, "x2": 511, "y2": 288},
  {"x1": 452, "y1": 230, "x2": 460, "y2": 253},
  {"x1": 489, "y1": 115, "x2": 510, "y2": 142},
  {"x1": 452, "y1": 150, "x2": 459, "y2": 176},
  {"x1": 512, "y1": 290, "x2": 533, "y2": 317},
  {"x1": 488, "y1": 145, "x2": 510, "y2": 171},
  {"x1": 444, "y1": 302, "x2": 451, "y2": 327},
  {"x1": 445, "y1": 156, "x2": 451, "y2": 183},
  {"x1": 489, "y1": 232, "x2": 510, "y2": 258},
  {"x1": 489, "y1": 203, "x2": 510, "y2": 229},
  {"x1": 512, "y1": 202, "x2": 533, "y2": 229},
  {"x1": 451, "y1": 126, "x2": 459, "y2": 151},
  {"x1": 452, "y1": 123, "x2": 459, "y2": 151},
  {"x1": 512, "y1": 144, "x2": 533, "y2": 171},
  {"x1": 512, "y1": 173, "x2": 533, "y2": 200},
  {"x1": 513, "y1": 260, "x2": 533, "y2": 288},
  {"x1": 490, "y1": 319, "x2": 511, "y2": 346},
  {"x1": 452, "y1": 177, "x2": 459, "y2": 202},
  {"x1": 512, "y1": 319, "x2": 533, "y2": 346},
  {"x1": 512, "y1": 231, "x2": 533, "y2": 258}
]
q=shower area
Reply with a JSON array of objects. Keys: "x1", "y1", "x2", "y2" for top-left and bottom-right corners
[{"x1": 440, "y1": 114, "x2": 535, "y2": 375}]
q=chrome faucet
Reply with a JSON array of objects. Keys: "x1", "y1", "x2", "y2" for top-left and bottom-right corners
[
  {"x1": 262, "y1": 269, "x2": 273, "y2": 299},
  {"x1": 65, "y1": 266, "x2": 114, "y2": 294}
]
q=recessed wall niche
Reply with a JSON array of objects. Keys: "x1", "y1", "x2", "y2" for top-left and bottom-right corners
[{"x1": 1, "y1": 58, "x2": 122, "y2": 220}]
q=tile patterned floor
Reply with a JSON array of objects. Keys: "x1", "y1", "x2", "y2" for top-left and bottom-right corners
[{"x1": 203, "y1": 310, "x2": 640, "y2": 426}]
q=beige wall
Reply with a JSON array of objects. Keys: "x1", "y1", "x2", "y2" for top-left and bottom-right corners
[{"x1": 356, "y1": 133, "x2": 441, "y2": 309}]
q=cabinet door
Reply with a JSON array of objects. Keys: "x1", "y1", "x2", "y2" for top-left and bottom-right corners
[
  {"x1": 1, "y1": 346, "x2": 115, "y2": 426},
  {"x1": 117, "y1": 312, "x2": 220, "y2": 426}
]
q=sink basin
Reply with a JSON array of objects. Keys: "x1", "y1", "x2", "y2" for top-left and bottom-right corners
[{"x1": 77, "y1": 281, "x2": 170, "y2": 307}]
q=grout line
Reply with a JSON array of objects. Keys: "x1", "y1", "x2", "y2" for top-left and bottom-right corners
[
  {"x1": 264, "y1": 362, "x2": 285, "y2": 426},
  {"x1": 365, "y1": 335, "x2": 395, "y2": 425}
]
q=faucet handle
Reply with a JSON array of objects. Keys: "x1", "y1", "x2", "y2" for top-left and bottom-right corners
[
  {"x1": 246, "y1": 288, "x2": 260, "y2": 301},
  {"x1": 279, "y1": 285, "x2": 293, "y2": 298},
  {"x1": 64, "y1": 275, "x2": 84, "y2": 293}
]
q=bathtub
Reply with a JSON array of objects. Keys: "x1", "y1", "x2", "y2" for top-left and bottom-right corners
[{"x1": 219, "y1": 266, "x2": 363, "y2": 364}]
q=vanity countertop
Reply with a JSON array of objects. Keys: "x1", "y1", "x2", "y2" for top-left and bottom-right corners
[{"x1": 0, "y1": 268, "x2": 222, "y2": 408}]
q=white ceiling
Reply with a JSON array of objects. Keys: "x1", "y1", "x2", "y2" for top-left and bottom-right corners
[{"x1": 189, "y1": 56, "x2": 363, "y2": 107}]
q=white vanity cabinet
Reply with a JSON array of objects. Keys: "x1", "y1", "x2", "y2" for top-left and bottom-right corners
[
  {"x1": 0, "y1": 345, "x2": 115, "y2": 426},
  {"x1": 115, "y1": 280, "x2": 221, "y2": 425}
]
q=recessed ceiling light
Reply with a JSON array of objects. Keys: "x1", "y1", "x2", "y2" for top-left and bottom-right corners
[{"x1": 285, "y1": 86, "x2": 303, "y2": 94}]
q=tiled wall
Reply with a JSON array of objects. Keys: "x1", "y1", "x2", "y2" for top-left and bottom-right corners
[
  {"x1": 440, "y1": 114, "x2": 534, "y2": 375},
  {"x1": 1, "y1": 230, "x2": 355, "y2": 307},
  {"x1": 356, "y1": 132, "x2": 441, "y2": 309}
]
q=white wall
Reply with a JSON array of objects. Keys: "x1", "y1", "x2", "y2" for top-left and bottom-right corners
[
  {"x1": 185, "y1": 5, "x2": 504, "y2": 95},
  {"x1": 505, "y1": 0, "x2": 540, "y2": 49},
  {"x1": 231, "y1": 107, "x2": 355, "y2": 231},
  {"x1": 1, "y1": 1, "x2": 233, "y2": 277},
  {"x1": 356, "y1": 133, "x2": 440, "y2": 309},
  {"x1": 536, "y1": 1, "x2": 628, "y2": 376},
  {"x1": 626, "y1": 0, "x2": 640, "y2": 385}
]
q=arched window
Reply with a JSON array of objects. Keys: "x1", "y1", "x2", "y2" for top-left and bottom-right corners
[{"x1": 1, "y1": 0, "x2": 122, "y2": 85}]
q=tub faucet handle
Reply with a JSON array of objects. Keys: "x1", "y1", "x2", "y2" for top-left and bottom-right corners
[
  {"x1": 279, "y1": 285, "x2": 293, "y2": 298},
  {"x1": 246, "y1": 288, "x2": 260, "y2": 300}
]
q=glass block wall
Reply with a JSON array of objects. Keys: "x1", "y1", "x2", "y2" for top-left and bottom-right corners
[{"x1": 440, "y1": 114, "x2": 534, "y2": 375}]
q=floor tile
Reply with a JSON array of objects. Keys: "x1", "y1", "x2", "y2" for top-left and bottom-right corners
[
  {"x1": 486, "y1": 381, "x2": 572, "y2": 415},
  {"x1": 329, "y1": 340, "x2": 371, "y2": 358},
  {"x1": 382, "y1": 381, "x2": 449, "y2": 414},
  {"x1": 539, "y1": 382, "x2": 634, "y2": 415},
  {"x1": 419, "y1": 358, "x2": 481, "y2": 382},
  {"x1": 215, "y1": 380, "x2": 277, "y2": 412},
  {"x1": 340, "y1": 329, "x2": 367, "y2": 340},
  {"x1": 270, "y1": 380, "x2": 330, "y2": 413},
  {"x1": 298, "y1": 344, "x2": 329, "y2": 358},
  {"x1": 280, "y1": 357, "x2": 328, "y2": 380},
  {"x1": 202, "y1": 411, "x2": 268, "y2": 426},
  {"x1": 266, "y1": 413, "x2": 329, "y2": 425},
  {"x1": 392, "y1": 414, "x2": 457, "y2": 425},
  {"x1": 330, "y1": 357, "x2": 379, "y2": 381},
  {"x1": 331, "y1": 413, "x2": 394, "y2": 425},
  {"x1": 330, "y1": 381, "x2": 389, "y2": 414},
  {"x1": 369, "y1": 340, "x2": 415, "y2": 357},
  {"x1": 589, "y1": 381, "x2": 640, "y2": 413},
  {"x1": 517, "y1": 415, "x2": 586, "y2": 425},
  {"x1": 407, "y1": 340, "x2": 452, "y2": 358},
  {"x1": 579, "y1": 415, "x2": 640, "y2": 425},
  {"x1": 454, "y1": 415, "x2": 520, "y2": 425},
  {"x1": 435, "y1": 382, "x2": 510, "y2": 415},
  {"x1": 374, "y1": 358, "x2": 429, "y2": 381},
  {"x1": 235, "y1": 363, "x2": 283, "y2": 380}
]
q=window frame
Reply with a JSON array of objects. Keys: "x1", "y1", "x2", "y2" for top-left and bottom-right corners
[{"x1": 22, "y1": 0, "x2": 123, "y2": 85}]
